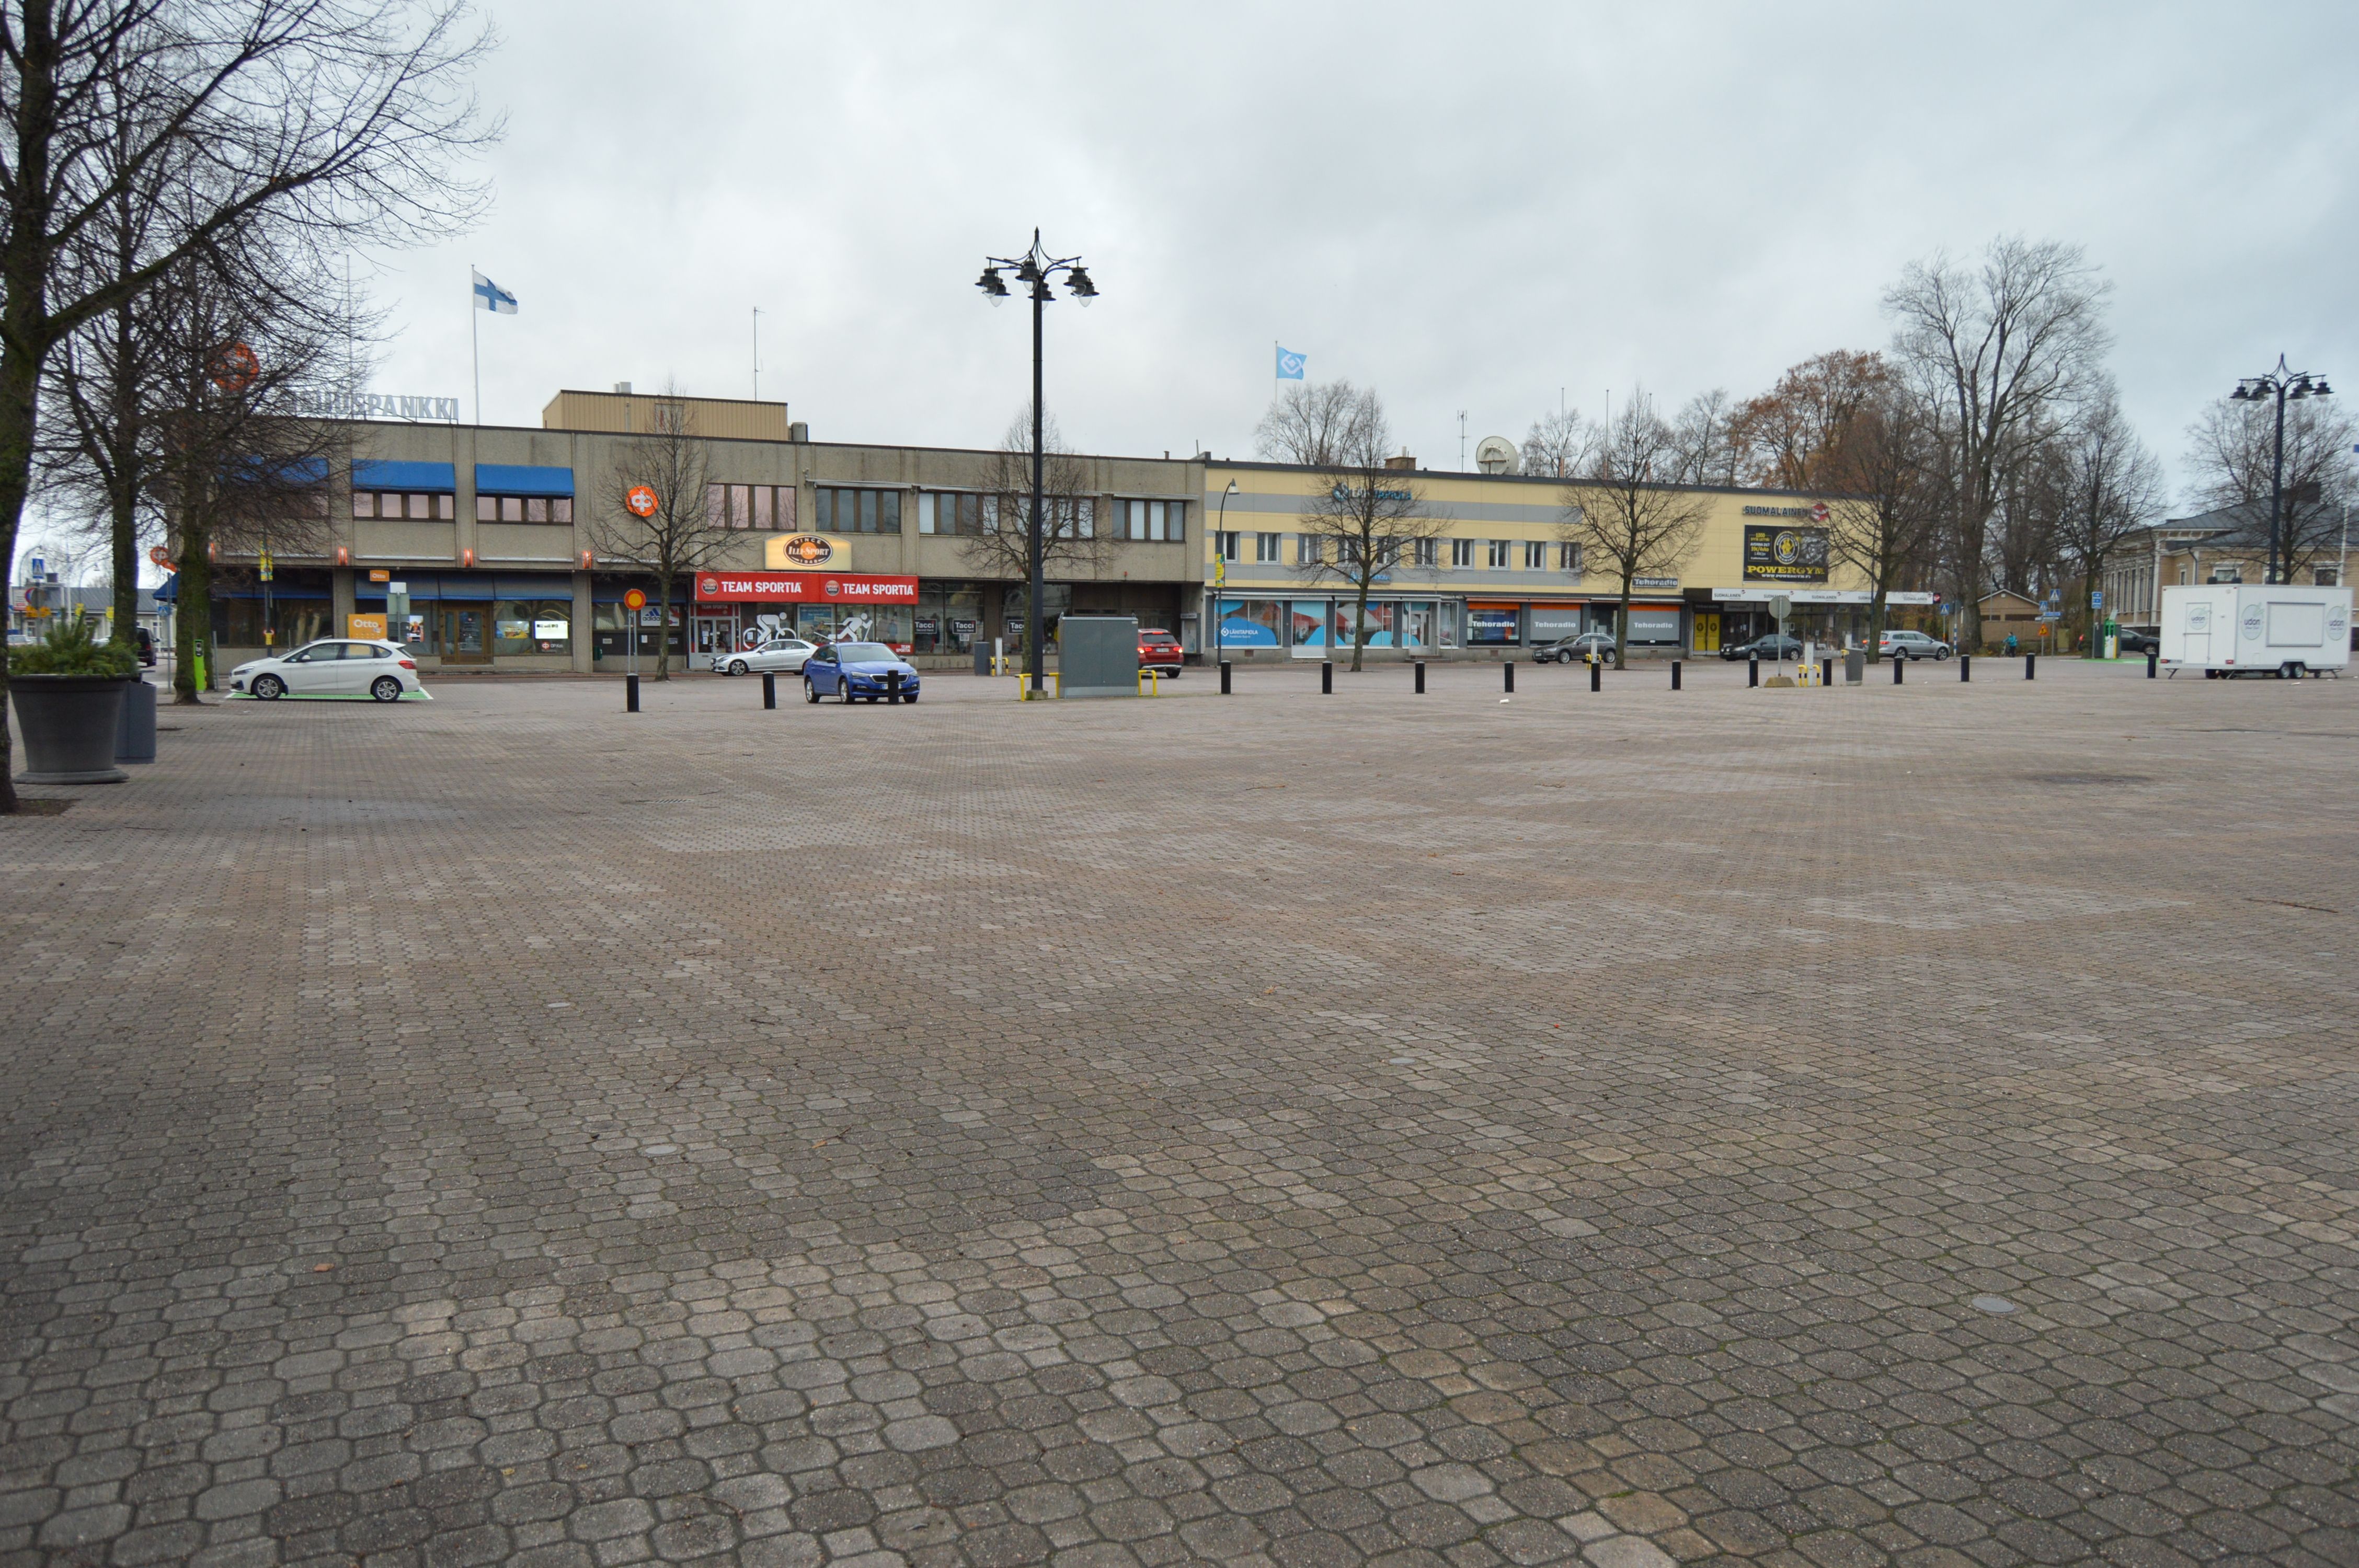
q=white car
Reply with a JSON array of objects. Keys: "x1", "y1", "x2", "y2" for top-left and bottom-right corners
[
  {"x1": 712, "y1": 637, "x2": 817, "y2": 675},
  {"x1": 230, "y1": 638, "x2": 430, "y2": 702},
  {"x1": 1879, "y1": 629, "x2": 1953, "y2": 661}
]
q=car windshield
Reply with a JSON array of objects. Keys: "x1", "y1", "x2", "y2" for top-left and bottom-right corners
[{"x1": 833, "y1": 643, "x2": 894, "y2": 663}]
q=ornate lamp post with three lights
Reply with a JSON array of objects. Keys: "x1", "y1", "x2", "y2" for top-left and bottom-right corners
[
  {"x1": 977, "y1": 232, "x2": 1095, "y2": 695},
  {"x1": 2231, "y1": 356, "x2": 2332, "y2": 586}
]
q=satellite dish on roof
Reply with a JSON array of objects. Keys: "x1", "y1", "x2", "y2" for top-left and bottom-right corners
[{"x1": 1474, "y1": 435, "x2": 1517, "y2": 475}]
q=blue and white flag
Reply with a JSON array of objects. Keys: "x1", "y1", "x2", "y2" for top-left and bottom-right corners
[
  {"x1": 472, "y1": 270, "x2": 518, "y2": 315},
  {"x1": 1275, "y1": 345, "x2": 1306, "y2": 380}
]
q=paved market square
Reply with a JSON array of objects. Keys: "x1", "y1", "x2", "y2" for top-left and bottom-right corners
[{"x1": 3, "y1": 659, "x2": 2355, "y2": 1568}]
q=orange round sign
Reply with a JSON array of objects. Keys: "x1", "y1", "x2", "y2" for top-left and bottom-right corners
[
  {"x1": 625, "y1": 485, "x2": 659, "y2": 517},
  {"x1": 211, "y1": 341, "x2": 259, "y2": 391},
  {"x1": 623, "y1": 588, "x2": 647, "y2": 612}
]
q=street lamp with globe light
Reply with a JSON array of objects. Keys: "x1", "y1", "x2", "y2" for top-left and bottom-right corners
[{"x1": 977, "y1": 231, "x2": 1096, "y2": 695}]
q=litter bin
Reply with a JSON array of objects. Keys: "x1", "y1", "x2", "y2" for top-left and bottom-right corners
[
  {"x1": 973, "y1": 642, "x2": 991, "y2": 676},
  {"x1": 116, "y1": 675, "x2": 157, "y2": 763},
  {"x1": 1844, "y1": 649, "x2": 1864, "y2": 685}
]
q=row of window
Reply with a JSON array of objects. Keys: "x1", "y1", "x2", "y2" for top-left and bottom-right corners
[
  {"x1": 350, "y1": 485, "x2": 1195, "y2": 539},
  {"x1": 354, "y1": 490, "x2": 575, "y2": 524},
  {"x1": 1216, "y1": 531, "x2": 1581, "y2": 572},
  {"x1": 706, "y1": 483, "x2": 794, "y2": 530},
  {"x1": 913, "y1": 491, "x2": 1106, "y2": 538}
]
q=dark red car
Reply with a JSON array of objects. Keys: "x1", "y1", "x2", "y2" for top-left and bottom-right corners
[{"x1": 1139, "y1": 628, "x2": 1184, "y2": 677}]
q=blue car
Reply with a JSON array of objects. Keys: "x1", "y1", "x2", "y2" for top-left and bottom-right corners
[{"x1": 803, "y1": 640, "x2": 922, "y2": 705}]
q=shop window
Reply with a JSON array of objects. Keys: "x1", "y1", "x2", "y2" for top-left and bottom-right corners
[
  {"x1": 814, "y1": 487, "x2": 902, "y2": 534},
  {"x1": 213, "y1": 597, "x2": 331, "y2": 648},
  {"x1": 1525, "y1": 540, "x2": 1549, "y2": 569},
  {"x1": 494, "y1": 598, "x2": 573, "y2": 654},
  {"x1": 476, "y1": 494, "x2": 573, "y2": 523},
  {"x1": 1298, "y1": 534, "x2": 1323, "y2": 565},
  {"x1": 1450, "y1": 538, "x2": 1475, "y2": 568},
  {"x1": 703, "y1": 483, "x2": 794, "y2": 530},
  {"x1": 919, "y1": 492, "x2": 987, "y2": 535},
  {"x1": 354, "y1": 490, "x2": 453, "y2": 520},
  {"x1": 1121, "y1": 499, "x2": 1184, "y2": 542},
  {"x1": 1253, "y1": 532, "x2": 1281, "y2": 563}
]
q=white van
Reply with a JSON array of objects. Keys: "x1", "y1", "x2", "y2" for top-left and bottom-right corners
[{"x1": 2159, "y1": 584, "x2": 2352, "y2": 678}]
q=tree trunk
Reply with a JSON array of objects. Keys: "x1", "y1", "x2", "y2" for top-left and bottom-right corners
[
  {"x1": 655, "y1": 565, "x2": 673, "y2": 678},
  {"x1": 1614, "y1": 578, "x2": 1633, "y2": 670},
  {"x1": 172, "y1": 526, "x2": 213, "y2": 702},
  {"x1": 1867, "y1": 581, "x2": 1887, "y2": 663},
  {"x1": 1350, "y1": 568, "x2": 1371, "y2": 673},
  {"x1": 0, "y1": 341, "x2": 36, "y2": 814}
]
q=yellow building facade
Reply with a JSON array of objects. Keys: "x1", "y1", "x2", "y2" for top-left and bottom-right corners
[{"x1": 1197, "y1": 461, "x2": 1888, "y2": 658}]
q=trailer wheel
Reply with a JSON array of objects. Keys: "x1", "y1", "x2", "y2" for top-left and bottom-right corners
[{"x1": 2281, "y1": 662, "x2": 2305, "y2": 680}]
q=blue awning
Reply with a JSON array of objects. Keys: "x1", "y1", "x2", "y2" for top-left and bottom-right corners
[
  {"x1": 354, "y1": 459, "x2": 457, "y2": 492},
  {"x1": 231, "y1": 455, "x2": 328, "y2": 485},
  {"x1": 153, "y1": 575, "x2": 177, "y2": 603},
  {"x1": 474, "y1": 463, "x2": 574, "y2": 497}
]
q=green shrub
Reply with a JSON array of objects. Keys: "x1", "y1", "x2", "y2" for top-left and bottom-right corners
[{"x1": 12, "y1": 615, "x2": 137, "y2": 677}]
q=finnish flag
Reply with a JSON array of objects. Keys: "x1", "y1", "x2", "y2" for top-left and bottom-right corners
[
  {"x1": 472, "y1": 270, "x2": 518, "y2": 314},
  {"x1": 1275, "y1": 345, "x2": 1306, "y2": 380}
]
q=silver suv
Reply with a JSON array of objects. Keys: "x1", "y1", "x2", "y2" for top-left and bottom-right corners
[{"x1": 1879, "y1": 629, "x2": 1953, "y2": 661}]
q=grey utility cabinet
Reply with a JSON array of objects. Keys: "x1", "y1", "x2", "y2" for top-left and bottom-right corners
[{"x1": 1057, "y1": 615, "x2": 1138, "y2": 698}]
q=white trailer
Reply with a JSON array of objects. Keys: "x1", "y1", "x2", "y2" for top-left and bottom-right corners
[{"x1": 2159, "y1": 583, "x2": 2352, "y2": 678}]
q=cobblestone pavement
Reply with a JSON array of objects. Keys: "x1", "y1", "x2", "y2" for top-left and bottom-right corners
[{"x1": 3, "y1": 660, "x2": 2355, "y2": 1568}]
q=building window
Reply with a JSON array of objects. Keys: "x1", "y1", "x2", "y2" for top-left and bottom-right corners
[
  {"x1": 1410, "y1": 538, "x2": 1437, "y2": 568},
  {"x1": 1215, "y1": 530, "x2": 1240, "y2": 561},
  {"x1": 1121, "y1": 499, "x2": 1185, "y2": 541},
  {"x1": 355, "y1": 491, "x2": 454, "y2": 521},
  {"x1": 475, "y1": 494, "x2": 572, "y2": 523},
  {"x1": 814, "y1": 487, "x2": 902, "y2": 534},
  {"x1": 1450, "y1": 538, "x2": 1476, "y2": 568},
  {"x1": 1559, "y1": 542, "x2": 1582, "y2": 573},
  {"x1": 704, "y1": 483, "x2": 794, "y2": 530},
  {"x1": 1254, "y1": 532, "x2": 1281, "y2": 563},
  {"x1": 1487, "y1": 539, "x2": 1512, "y2": 568},
  {"x1": 2316, "y1": 566, "x2": 2340, "y2": 587},
  {"x1": 919, "y1": 491, "x2": 989, "y2": 535},
  {"x1": 1524, "y1": 540, "x2": 1548, "y2": 569},
  {"x1": 2209, "y1": 564, "x2": 2241, "y2": 584},
  {"x1": 1298, "y1": 534, "x2": 1323, "y2": 565}
]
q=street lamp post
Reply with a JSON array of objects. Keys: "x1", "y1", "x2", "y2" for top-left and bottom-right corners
[
  {"x1": 977, "y1": 231, "x2": 1095, "y2": 696},
  {"x1": 2230, "y1": 356, "x2": 2333, "y2": 585},
  {"x1": 1215, "y1": 480, "x2": 1238, "y2": 664}
]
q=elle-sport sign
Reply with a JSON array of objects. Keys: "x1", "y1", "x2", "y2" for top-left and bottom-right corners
[{"x1": 764, "y1": 534, "x2": 850, "y2": 570}]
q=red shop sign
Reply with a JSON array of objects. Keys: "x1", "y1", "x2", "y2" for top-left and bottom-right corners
[{"x1": 694, "y1": 570, "x2": 919, "y2": 603}]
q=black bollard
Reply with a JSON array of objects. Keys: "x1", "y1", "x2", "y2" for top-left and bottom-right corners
[
  {"x1": 626, "y1": 673, "x2": 640, "y2": 712},
  {"x1": 1671, "y1": 660, "x2": 1682, "y2": 691},
  {"x1": 887, "y1": 669, "x2": 902, "y2": 705},
  {"x1": 762, "y1": 672, "x2": 776, "y2": 709},
  {"x1": 1414, "y1": 661, "x2": 1426, "y2": 695},
  {"x1": 2146, "y1": 650, "x2": 2158, "y2": 678},
  {"x1": 1822, "y1": 657, "x2": 1834, "y2": 687},
  {"x1": 2026, "y1": 653, "x2": 2036, "y2": 681},
  {"x1": 1220, "y1": 660, "x2": 1232, "y2": 695},
  {"x1": 1893, "y1": 656, "x2": 1904, "y2": 685},
  {"x1": 1590, "y1": 658, "x2": 1602, "y2": 693},
  {"x1": 1504, "y1": 661, "x2": 1515, "y2": 694},
  {"x1": 1322, "y1": 660, "x2": 1333, "y2": 695},
  {"x1": 1961, "y1": 654, "x2": 1971, "y2": 683},
  {"x1": 1748, "y1": 656, "x2": 1759, "y2": 688}
]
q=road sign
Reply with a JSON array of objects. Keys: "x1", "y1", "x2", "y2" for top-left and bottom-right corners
[
  {"x1": 258, "y1": 550, "x2": 273, "y2": 582},
  {"x1": 1768, "y1": 594, "x2": 1792, "y2": 619},
  {"x1": 625, "y1": 485, "x2": 659, "y2": 518},
  {"x1": 147, "y1": 545, "x2": 173, "y2": 568},
  {"x1": 2090, "y1": 591, "x2": 2103, "y2": 608},
  {"x1": 622, "y1": 587, "x2": 647, "y2": 612}
]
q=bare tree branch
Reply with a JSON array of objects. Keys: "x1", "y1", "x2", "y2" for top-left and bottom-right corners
[{"x1": 1558, "y1": 390, "x2": 1712, "y2": 667}]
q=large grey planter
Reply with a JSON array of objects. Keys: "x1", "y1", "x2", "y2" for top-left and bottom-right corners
[{"x1": 12, "y1": 674, "x2": 130, "y2": 784}]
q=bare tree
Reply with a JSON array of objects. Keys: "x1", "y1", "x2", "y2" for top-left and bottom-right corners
[
  {"x1": 586, "y1": 387, "x2": 730, "y2": 680},
  {"x1": 1255, "y1": 379, "x2": 1378, "y2": 466},
  {"x1": 0, "y1": 0, "x2": 495, "y2": 810},
  {"x1": 1822, "y1": 387, "x2": 1942, "y2": 659},
  {"x1": 1289, "y1": 392, "x2": 1449, "y2": 673},
  {"x1": 2053, "y1": 387, "x2": 2165, "y2": 654},
  {"x1": 956, "y1": 406, "x2": 1105, "y2": 665},
  {"x1": 1519, "y1": 405, "x2": 1588, "y2": 479},
  {"x1": 1669, "y1": 388, "x2": 1741, "y2": 487},
  {"x1": 2184, "y1": 393, "x2": 2356, "y2": 584},
  {"x1": 1559, "y1": 390, "x2": 1711, "y2": 668},
  {"x1": 1883, "y1": 238, "x2": 2111, "y2": 650}
]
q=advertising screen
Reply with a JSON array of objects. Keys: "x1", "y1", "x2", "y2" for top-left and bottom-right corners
[{"x1": 1743, "y1": 525, "x2": 1830, "y2": 583}]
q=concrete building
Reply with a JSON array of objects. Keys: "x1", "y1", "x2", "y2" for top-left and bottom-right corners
[{"x1": 197, "y1": 395, "x2": 1897, "y2": 672}]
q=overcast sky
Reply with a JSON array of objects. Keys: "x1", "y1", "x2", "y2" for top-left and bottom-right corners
[{"x1": 20, "y1": 2, "x2": 2359, "y2": 581}]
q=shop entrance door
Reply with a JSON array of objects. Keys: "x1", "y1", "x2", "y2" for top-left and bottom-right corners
[
  {"x1": 439, "y1": 605, "x2": 490, "y2": 664},
  {"x1": 693, "y1": 612, "x2": 739, "y2": 666},
  {"x1": 1693, "y1": 611, "x2": 1721, "y2": 653}
]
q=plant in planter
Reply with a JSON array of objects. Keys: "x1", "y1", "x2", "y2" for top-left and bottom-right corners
[{"x1": 11, "y1": 617, "x2": 138, "y2": 785}]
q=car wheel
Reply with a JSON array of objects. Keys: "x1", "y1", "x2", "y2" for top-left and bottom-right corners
[
  {"x1": 804, "y1": 679, "x2": 820, "y2": 704},
  {"x1": 1934, "y1": 649, "x2": 1949, "y2": 661},
  {"x1": 839, "y1": 678, "x2": 854, "y2": 704},
  {"x1": 370, "y1": 675, "x2": 403, "y2": 702},
  {"x1": 252, "y1": 673, "x2": 284, "y2": 700},
  {"x1": 729, "y1": 659, "x2": 749, "y2": 676},
  {"x1": 904, "y1": 693, "x2": 919, "y2": 705}
]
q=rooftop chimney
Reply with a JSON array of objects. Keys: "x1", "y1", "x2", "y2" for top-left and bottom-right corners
[
  {"x1": 1384, "y1": 453, "x2": 1416, "y2": 470},
  {"x1": 612, "y1": 381, "x2": 631, "y2": 394}
]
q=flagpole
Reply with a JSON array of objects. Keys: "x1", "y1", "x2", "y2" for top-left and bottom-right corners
[{"x1": 471, "y1": 266, "x2": 480, "y2": 424}]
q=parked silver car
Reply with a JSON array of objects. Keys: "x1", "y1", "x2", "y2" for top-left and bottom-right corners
[
  {"x1": 712, "y1": 637, "x2": 818, "y2": 675},
  {"x1": 1878, "y1": 629, "x2": 1953, "y2": 661}
]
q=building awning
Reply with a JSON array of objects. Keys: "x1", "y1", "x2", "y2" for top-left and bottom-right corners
[
  {"x1": 231, "y1": 455, "x2": 328, "y2": 485},
  {"x1": 354, "y1": 459, "x2": 457, "y2": 492},
  {"x1": 474, "y1": 463, "x2": 574, "y2": 497},
  {"x1": 153, "y1": 575, "x2": 177, "y2": 603}
]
